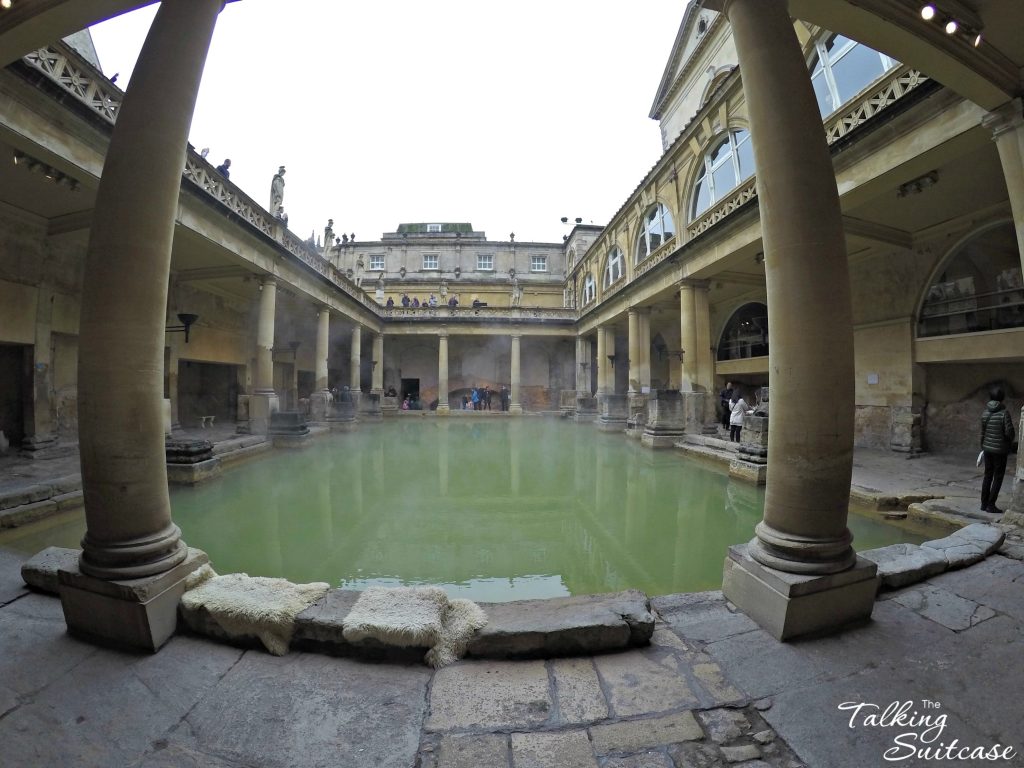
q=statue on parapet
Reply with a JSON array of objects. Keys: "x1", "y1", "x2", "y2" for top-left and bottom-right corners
[
  {"x1": 323, "y1": 219, "x2": 334, "y2": 257},
  {"x1": 270, "y1": 165, "x2": 286, "y2": 214}
]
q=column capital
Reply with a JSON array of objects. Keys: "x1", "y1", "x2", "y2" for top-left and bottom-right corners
[
  {"x1": 259, "y1": 275, "x2": 277, "y2": 289},
  {"x1": 983, "y1": 97, "x2": 1024, "y2": 139},
  {"x1": 438, "y1": 327, "x2": 449, "y2": 339},
  {"x1": 678, "y1": 277, "x2": 710, "y2": 290}
]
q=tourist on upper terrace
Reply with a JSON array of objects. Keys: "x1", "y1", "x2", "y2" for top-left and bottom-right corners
[
  {"x1": 448, "y1": 296, "x2": 458, "y2": 308},
  {"x1": 980, "y1": 386, "x2": 1017, "y2": 514},
  {"x1": 428, "y1": 294, "x2": 438, "y2": 307},
  {"x1": 401, "y1": 294, "x2": 410, "y2": 307},
  {"x1": 385, "y1": 297, "x2": 394, "y2": 308},
  {"x1": 411, "y1": 297, "x2": 420, "y2": 308},
  {"x1": 215, "y1": 158, "x2": 231, "y2": 178},
  {"x1": 728, "y1": 391, "x2": 752, "y2": 443}
]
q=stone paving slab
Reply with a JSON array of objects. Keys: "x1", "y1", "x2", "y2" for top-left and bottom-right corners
[
  {"x1": 511, "y1": 730, "x2": 597, "y2": 768},
  {"x1": 921, "y1": 522, "x2": 1005, "y2": 568},
  {"x1": 428, "y1": 733, "x2": 508, "y2": 768},
  {"x1": 589, "y1": 711, "x2": 703, "y2": 755},
  {"x1": 426, "y1": 659, "x2": 552, "y2": 732},
  {"x1": 859, "y1": 542, "x2": 947, "y2": 589},
  {"x1": 20, "y1": 544, "x2": 78, "y2": 593},
  {"x1": 891, "y1": 582, "x2": 997, "y2": 631},
  {"x1": 551, "y1": 657, "x2": 609, "y2": 724},
  {"x1": 0, "y1": 546, "x2": 27, "y2": 606},
  {"x1": 593, "y1": 648, "x2": 699, "y2": 717}
]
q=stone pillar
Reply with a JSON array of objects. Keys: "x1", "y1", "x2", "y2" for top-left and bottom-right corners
[
  {"x1": 437, "y1": 330, "x2": 450, "y2": 415},
  {"x1": 349, "y1": 324, "x2": 362, "y2": 392},
  {"x1": 62, "y1": 0, "x2": 223, "y2": 650},
  {"x1": 596, "y1": 326, "x2": 608, "y2": 395},
  {"x1": 249, "y1": 277, "x2": 279, "y2": 434},
  {"x1": 692, "y1": 282, "x2": 714, "y2": 394},
  {"x1": 639, "y1": 308, "x2": 652, "y2": 393},
  {"x1": 627, "y1": 309, "x2": 641, "y2": 394},
  {"x1": 606, "y1": 331, "x2": 617, "y2": 394},
  {"x1": 714, "y1": 0, "x2": 876, "y2": 641},
  {"x1": 679, "y1": 283, "x2": 697, "y2": 392},
  {"x1": 21, "y1": 285, "x2": 56, "y2": 456},
  {"x1": 983, "y1": 98, "x2": 1024, "y2": 276},
  {"x1": 309, "y1": 307, "x2": 331, "y2": 421},
  {"x1": 372, "y1": 332, "x2": 384, "y2": 395},
  {"x1": 509, "y1": 333, "x2": 523, "y2": 414},
  {"x1": 575, "y1": 336, "x2": 589, "y2": 392},
  {"x1": 167, "y1": 333, "x2": 181, "y2": 432},
  {"x1": 1006, "y1": 404, "x2": 1024, "y2": 524}
]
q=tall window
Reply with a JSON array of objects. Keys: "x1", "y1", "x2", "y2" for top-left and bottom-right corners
[
  {"x1": 604, "y1": 247, "x2": 624, "y2": 288},
  {"x1": 635, "y1": 204, "x2": 675, "y2": 263},
  {"x1": 422, "y1": 253, "x2": 439, "y2": 270},
  {"x1": 717, "y1": 302, "x2": 769, "y2": 361},
  {"x1": 369, "y1": 254, "x2": 385, "y2": 271},
  {"x1": 691, "y1": 130, "x2": 754, "y2": 219},
  {"x1": 477, "y1": 253, "x2": 494, "y2": 271},
  {"x1": 810, "y1": 34, "x2": 898, "y2": 116},
  {"x1": 531, "y1": 254, "x2": 547, "y2": 272},
  {"x1": 582, "y1": 273, "x2": 597, "y2": 306},
  {"x1": 918, "y1": 222, "x2": 1023, "y2": 338}
]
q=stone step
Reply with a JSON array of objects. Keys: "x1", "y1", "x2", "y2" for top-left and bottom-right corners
[{"x1": 180, "y1": 587, "x2": 655, "y2": 662}]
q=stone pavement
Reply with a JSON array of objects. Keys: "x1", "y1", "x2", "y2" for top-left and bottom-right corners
[{"x1": 2, "y1": 546, "x2": 1022, "y2": 768}]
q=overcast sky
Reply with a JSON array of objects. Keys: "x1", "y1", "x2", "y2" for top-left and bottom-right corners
[{"x1": 90, "y1": 1, "x2": 687, "y2": 245}]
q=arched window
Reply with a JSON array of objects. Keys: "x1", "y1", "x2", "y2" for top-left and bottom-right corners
[
  {"x1": 717, "y1": 302, "x2": 768, "y2": 361},
  {"x1": 809, "y1": 33, "x2": 898, "y2": 116},
  {"x1": 582, "y1": 273, "x2": 597, "y2": 306},
  {"x1": 918, "y1": 222, "x2": 1023, "y2": 338},
  {"x1": 635, "y1": 204, "x2": 675, "y2": 263},
  {"x1": 603, "y1": 247, "x2": 625, "y2": 288},
  {"x1": 691, "y1": 130, "x2": 754, "y2": 219}
]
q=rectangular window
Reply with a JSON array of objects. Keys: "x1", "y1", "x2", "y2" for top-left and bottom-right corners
[
  {"x1": 477, "y1": 253, "x2": 494, "y2": 271},
  {"x1": 426, "y1": 224, "x2": 442, "y2": 233},
  {"x1": 530, "y1": 254, "x2": 547, "y2": 273},
  {"x1": 423, "y1": 253, "x2": 439, "y2": 270},
  {"x1": 369, "y1": 254, "x2": 385, "y2": 271}
]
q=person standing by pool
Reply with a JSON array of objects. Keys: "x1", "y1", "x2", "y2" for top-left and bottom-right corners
[
  {"x1": 729, "y1": 390, "x2": 752, "y2": 443},
  {"x1": 500, "y1": 385, "x2": 509, "y2": 411},
  {"x1": 471, "y1": 387, "x2": 480, "y2": 411},
  {"x1": 719, "y1": 381, "x2": 734, "y2": 431},
  {"x1": 980, "y1": 386, "x2": 1016, "y2": 514},
  {"x1": 484, "y1": 386, "x2": 492, "y2": 410}
]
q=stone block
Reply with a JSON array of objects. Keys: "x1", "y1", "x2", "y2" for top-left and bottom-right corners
[
  {"x1": 721, "y1": 744, "x2": 762, "y2": 763},
  {"x1": 292, "y1": 588, "x2": 361, "y2": 645},
  {"x1": 166, "y1": 457, "x2": 222, "y2": 485},
  {"x1": 0, "y1": 498, "x2": 58, "y2": 528},
  {"x1": 58, "y1": 547, "x2": 209, "y2": 652},
  {"x1": 589, "y1": 711, "x2": 703, "y2": 755},
  {"x1": 426, "y1": 660, "x2": 551, "y2": 731},
  {"x1": 21, "y1": 546, "x2": 80, "y2": 594},
  {"x1": 597, "y1": 394, "x2": 629, "y2": 431},
  {"x1": 165, "y1": 438, "x2": 214, "y2": 463},
  {"x1": 698, "y1": 708, "x2": 751, "y2": 743},
  {"x1": 511, "y1": 731, "x2": 596, "y2": 768},
  {"x1": 435, "y1": 734, "x2": 508, "y2": 768},
  {"x1": 551, "y1": 657, "x2": 608, "y2": 724},
  {"x1": 728, "y1": 458, "x2": 768, "y2": 485},
  {"x1": 721, "y1": 545, "x2": 879, "y2": 641},
  {"x1": 922, "y1": 523, "x2": 1005, "y2": 569},
  {"x1": 593, "y1": 649, "x2": 698, "y2": 716},
  {"x1": 891, "y1": 583, "x2": 997, "y2": 631},
  {"x1": 248, "y1": 392, "x2": 279, "y2": 434},
  {"x1": 601, "y1": 753, "x2": 674, "y2": 768},
  {"x1": 859, "y1": 542, "x2": 948, "y2": 589},
  {"x1": 466, "y1": 590, "x2": 653, "y2": 658},
  {"x1": 308, "y1": 391, "x2": 332, "y2": 421}
]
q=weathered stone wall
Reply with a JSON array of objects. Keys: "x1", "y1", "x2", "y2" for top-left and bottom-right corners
[
  {"x1": 923, "y1": 363, "x2": 1024, "y2": 453},
  {"x1": 853, "y1": 405, "x2": 890, "y2": 449}
]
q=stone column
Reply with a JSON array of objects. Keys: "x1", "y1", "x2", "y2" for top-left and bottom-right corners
[
  {"x1": 983, "y1": 99, "x2": 1024, "y2": 276},
  {"x1": 166, "y1": 330, "x2": 181, "y2": 434},
  {"x1": 437, "y1": 330, "x2": 450, "y2": 415},
  {"x1": 249, "y1": 277, "x2": 279, "y2": 433},
  {"x1": 21, "y1": 285, "x2": 56, "y2": 455},
  {"x1": 627, "y1": 309, "x2": 641, "y2": 394},
  {"x1": 509, "y1": 333, "x2": 523, "y2": 414},
  {"x1": 575, "y1": 336, "x2": 589, "y2": 392},
  {"x1": 349, "y1": 324, "x2": 362, "y2": 392},
  {"x1": 679, "y1": 283, "x2": 696, "y2": 392},
  {"x1": 63, "y1": 0, "x2": 224, "y2": 650},
  {"x1": 714, "y1": 0, "x2": 875, "y2": 641},
  {"x1": 693, "y1": 282, "x2": 714, "y2": 393},
  {"x1": 309, "y1": 307, "x2": 331, "y2": 421},
  {"x1": 596, "y1": 326, "x2": 608, "y2": 395},
  {"x1": 639, "y1": 308, "x2": 652, "y2": 392},
  {"x1": 371, "y1": 332, "x2": 384, "y2": 395}
]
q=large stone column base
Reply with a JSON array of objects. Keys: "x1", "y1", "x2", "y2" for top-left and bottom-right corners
[
  {"x1": 728, "y1": 459, "x2": 767, "y2": 485},
  {"x1": 509, "y1": 404, "x2": 523, "y2": 415},
  {"x1": 436, "y1": 404, "x2": 451, "y2": 415},
  {"x1": 249, "y1": 392, "x2": 280, "y2": 435},
  {"x1": 722, "y1": 543, "x2": 878, "y2": 641},
  {"x1": 309, "y1": 391, "x2": 332, "y2": 422},
  {"x1": 58, "y1": 547, "x2": 208, "y2": 652}
]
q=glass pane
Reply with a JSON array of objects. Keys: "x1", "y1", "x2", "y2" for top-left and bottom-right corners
[
  {"x1": 736, "y1": 136, "x2": 755, "y2": 180},
  {"x1": 812, "y1": 70, "x2": 835, "y2": 115},
  {"x1": 712, "y1": 163, "x2": 737, "y2": 201},
  {"x1": 661, "y1": 208, "x2": 675, "y2": 237},
  {"x1": 708, "y1": 137, "x2": 731, "y2": 166},
  {"x1": 692, "y1": 178, "x2": 711, "y2": 217},
  {"x1": 830, "y1": 42, "x2": 886, "y2": 106}
]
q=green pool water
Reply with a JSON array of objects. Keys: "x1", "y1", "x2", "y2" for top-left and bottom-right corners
[{"x1": 1, "y1": 419, "x2": 927, "y2": 601}]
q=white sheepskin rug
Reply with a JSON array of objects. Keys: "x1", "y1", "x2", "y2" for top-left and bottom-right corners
[
  {"x1": 341, "y1": 586, "x2": 488, "y2": 668},
  {"x1": 181, "y1": 565, "x2": 329, "y2": 656}
]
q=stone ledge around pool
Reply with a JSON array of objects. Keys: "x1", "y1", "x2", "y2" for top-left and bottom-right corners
[{"x1": 287, "y1": 588, "x2": 655, "y2": 661}]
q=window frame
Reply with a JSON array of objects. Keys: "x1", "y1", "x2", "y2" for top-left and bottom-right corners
[
  {"x1": 368, "y1": 254, "x2": 385, "y2": 271},
  {"x1": 690, "y1": 130, "x2": 753, "y2": 220},
  {"x1": 635, "y1": 203, "x2": 675, "y2": 263},
  {"x1": 530, "y1": 254, "x2": 548, "y2": 273},
  {"x1": 422, "y1": 253, "x2": 439, "y2": 271},
  {"x1": 477, "y1": 253, "x2": 494, "y2": 271},
  {"x1": 426, "y1": 223, "x2": 442, "y2": 233},
  {"x1": 603, "y1": 246, "x2": 624, "y2": 288},
  {"x1": 809, "y1": 33, "x2": 897, "y2": 116},
  {"x1": 582, "y1": 273, "x2": 597, "y2": 306}
]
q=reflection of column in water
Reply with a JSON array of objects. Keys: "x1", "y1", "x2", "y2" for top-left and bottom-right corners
[
  {"x1": 624, "y1": 449, "x2": 639, "y2": 546},
  {"x1": 438, "y1": 419, "x2": 449, "y2": 496},
  {"x1": 313, "y1": 448, "x2": 332, "y2": 545},
  {"x1": 724, "y1": 478, "x2": 762, "y2": 535},
  {"x1": 509, "y1": 419, "x2": 521, "y2": 494},
  {"x1": 262, "y1": 460, "x2": 285, "y2": 577}
]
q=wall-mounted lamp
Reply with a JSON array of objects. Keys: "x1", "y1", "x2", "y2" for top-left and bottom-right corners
[
  {"x1": 371, "y1": 360, "x2": 379, "y2": 369},
  {"x1": 579, "y1": 362, "x2": 590, "y2": 371},
  {"x1": 165, "y1": 313, "x2": 199, "y2": 343},
  {"x1": 12, "y1": 149, "x2": 80, "y2": 191},
  {"x1": 919, "y1": 3, "x2": 983, "y2": 46},
  {"x1": 607, "y1": 354, "x2": 617, "y2": 368},
  {"x1": 0, "y1": 1, "x2": 14, "y2": 12},
  {"x1": 668, "y1": 350, "x2": 686, "y2": 362},
  {"x1": 454, "y1": 266, "x2": 461, "y2": 278},
  {"x1": 897, "y1": 170, "x2": 939, "y2": 198}
]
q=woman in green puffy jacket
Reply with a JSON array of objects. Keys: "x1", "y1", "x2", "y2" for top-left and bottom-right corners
[{"x1": 980, "y1": 387, "x2": 1016, "y2": 514}]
